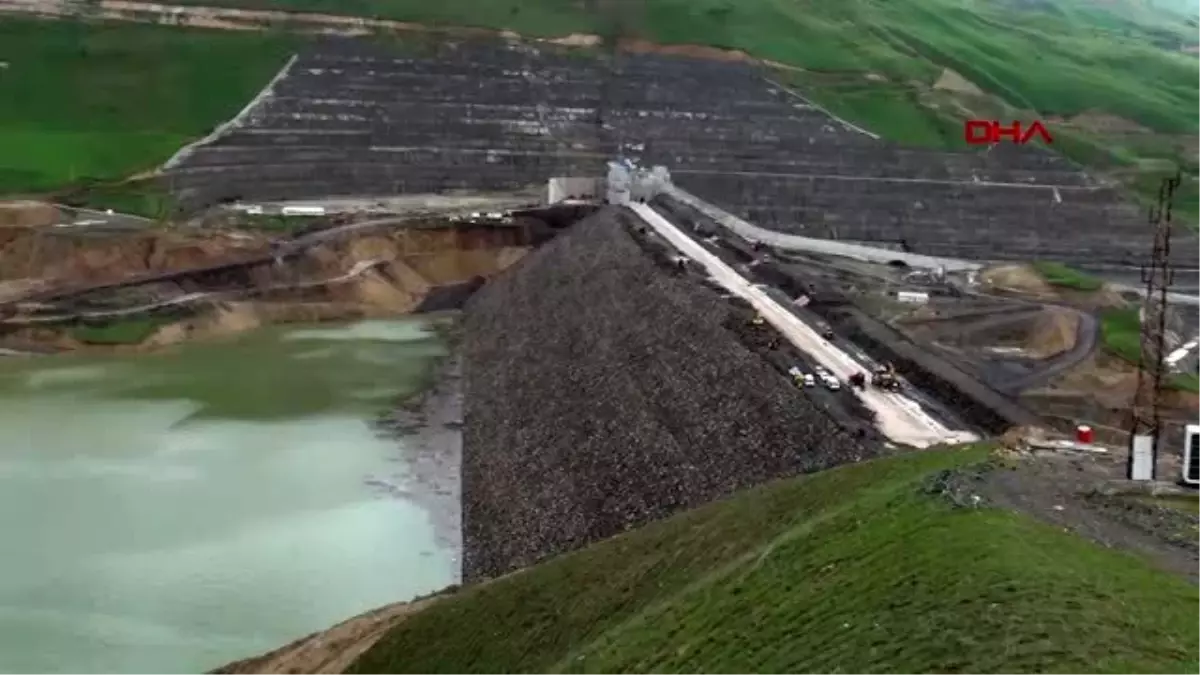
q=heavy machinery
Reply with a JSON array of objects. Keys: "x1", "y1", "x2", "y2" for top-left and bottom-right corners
[
  {"x1": 743, "y1": 313, "x2": 780, "y2": 351},
  {"x1": 871, "y1": 363, "x2": 901, "y2": 391}
]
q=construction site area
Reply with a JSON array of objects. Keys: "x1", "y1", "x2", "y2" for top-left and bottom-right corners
[{"x1": 0, "y1": 26, "x2": 1197, "y2": 674}]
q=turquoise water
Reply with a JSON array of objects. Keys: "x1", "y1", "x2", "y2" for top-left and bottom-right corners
[{"x1": 0, "y1": 319, "x2": 458, "y2": 673}]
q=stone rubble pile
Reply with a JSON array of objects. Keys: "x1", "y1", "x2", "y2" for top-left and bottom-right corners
[{"x1": 459, "y1": 207, "x2": 877, "y2": 581}]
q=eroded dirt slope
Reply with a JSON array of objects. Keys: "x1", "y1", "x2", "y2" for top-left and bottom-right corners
[{"x1": 0, "y1": 222, "x2": 528, "y2": 350}]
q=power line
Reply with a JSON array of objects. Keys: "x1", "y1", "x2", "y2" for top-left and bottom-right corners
[{"x1": 1127, "y1": 170, "x2": 1181, "y2": 479}]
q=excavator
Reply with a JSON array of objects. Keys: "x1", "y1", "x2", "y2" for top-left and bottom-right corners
[
  {"x1": 871, "y1": 362, "x2": 901, "y2": 392},
  {"x1": 747, "y1": 313, "x2": 780, "y2": 350}
]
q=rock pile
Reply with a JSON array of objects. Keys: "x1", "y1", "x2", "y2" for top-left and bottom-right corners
[{"x1": 459, "y1": 207, "x2": 878, "y2": 581}]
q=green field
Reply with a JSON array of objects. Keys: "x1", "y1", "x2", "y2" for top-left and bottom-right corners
[
  {"x1": 0, "y1": 18, "x2": 302, "y2": 197},
  {"x1": 1032, "y1": 261, "x2": 1104, "y2": 291},
  {"x1": 1100, "y1": 306, "x2": 1199, "y2": 392},
  {"x1": 349, "y1": 445, "x2": 1198, "y2": 674},
  {"x1": 1102, "y1": 306, "x2": 1149, "y2": 365}
]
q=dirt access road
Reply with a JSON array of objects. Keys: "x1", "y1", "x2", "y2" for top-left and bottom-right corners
[
  {"x1": 630, "y1": 201, "x2": 978, "y2": 448},
  {"x1": 935, "y1": 448, "x2": 1199, "y2": 583}
]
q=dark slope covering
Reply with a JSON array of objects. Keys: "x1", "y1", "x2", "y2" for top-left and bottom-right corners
[
  {"x1": 161, "y1": 38, "x2": 1197, "y2": 269},
  {"x1": 459, "y1": 207, "x2": 876, "y2": 581}
]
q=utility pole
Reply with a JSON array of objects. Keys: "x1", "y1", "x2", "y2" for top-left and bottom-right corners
[{"x1": 1127, "y1": 171, "x2": 1180, "y2": 480}]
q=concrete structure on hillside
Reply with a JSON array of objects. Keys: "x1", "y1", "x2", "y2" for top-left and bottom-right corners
[{"x1": 548, "y1": 177, "x2": 601, "y2": 204}]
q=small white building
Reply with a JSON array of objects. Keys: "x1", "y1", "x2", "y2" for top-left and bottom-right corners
[
  {"x1": 548, "y1": 177, "x2": 601, "y2": 204},
  {"x1": 280, "y1": 205, "x2": 326, "y2": 217},
  {"x1": 896, "y1": 290, "x2": 930, "y2": 305}
]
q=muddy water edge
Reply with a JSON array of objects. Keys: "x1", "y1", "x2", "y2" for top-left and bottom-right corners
[{"x1": 0, "y1": 316, "x2": 462, "y2": 674}]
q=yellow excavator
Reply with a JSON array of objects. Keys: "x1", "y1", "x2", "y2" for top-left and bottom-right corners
[
  {"x1": 747, "y1": 313, "x2": 780, "y2": 350},
  {"x1": 872, "y1": 362, "x2": 901, "y2": 391}
]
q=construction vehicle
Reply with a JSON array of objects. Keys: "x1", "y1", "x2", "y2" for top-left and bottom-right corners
[
  {"x1": 849, "y1": 372, "x2": 867, "y2": 389},
  {"x1": 812, "y1": 318, "x2": 835, "y2": 339},
  {"x1": 744, "y1": 313, "x2": 780, "y2": 351},
  {"x1": 871, "y1": 362, "x2": 901, "y2": 391},
  {"x1": 787, "y1": 366, "x2": 805, "y2": 387}
]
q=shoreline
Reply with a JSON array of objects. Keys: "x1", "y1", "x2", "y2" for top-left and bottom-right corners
[{"x1": 370, "y1": 314, "x2": 465, "y2": 579}]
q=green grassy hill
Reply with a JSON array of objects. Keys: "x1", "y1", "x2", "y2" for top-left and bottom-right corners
[
  {"x1": 0, "y1": 17, "x2": 302, "y2": 213},
  {"x1": 348, "y1": 445, "x2": 1199, "y2": 674}
]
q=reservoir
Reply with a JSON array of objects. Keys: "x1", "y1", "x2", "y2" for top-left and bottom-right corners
[{"x1": 0, "y1": 319, "x2": 459, "y2": 673}]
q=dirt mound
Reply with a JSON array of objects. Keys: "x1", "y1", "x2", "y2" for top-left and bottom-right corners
[
  {"x1": 548, "y1": 33, "x2": 602, "y2": 47},
  {"x1": 932, "y1": 68, "x2": 983, "y2": 95},
  {"x1": 1064, "y1": 110, "x2": 1152, "y2": 135},
  {"x1": 979, "y1": 263, "x2": 1127, "y2": 311},
  {"x1": 619, "y1": 38, "x2": 756, "y2": 63},
  {"x1": 215, "y1": 598, "x2": 439, "y2": 675},
  {"x1": 0, "y1": 201, "x2": 58, "y2": 228},
  {"x1": 981, "y1": 264, "x2": 1053, "y2": 294},
  {"x1": 1025, "y1": 308, "x2": 1079, "y2": 358}
]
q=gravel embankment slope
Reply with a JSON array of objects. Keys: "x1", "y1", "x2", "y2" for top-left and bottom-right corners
[{"x1": 461, "y1": 207, "x2": 879, "y2": 581}]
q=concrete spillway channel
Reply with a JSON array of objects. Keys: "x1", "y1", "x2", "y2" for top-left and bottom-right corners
[{"x1": 628, "y1": 202, "x2": 979, "y2": 448}]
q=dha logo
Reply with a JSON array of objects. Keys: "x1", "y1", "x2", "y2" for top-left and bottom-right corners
[{"x1": 964, "y1": 120, "x2": 1054, "y2": 145}]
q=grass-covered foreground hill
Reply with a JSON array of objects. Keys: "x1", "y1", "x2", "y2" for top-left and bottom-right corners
[{"x1": 346, "y1": 445, "x2": 1199, "y2": 674}]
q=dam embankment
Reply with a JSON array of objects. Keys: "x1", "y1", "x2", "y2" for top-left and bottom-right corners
[{"x1": 459, "y1": 207, "x2": 880, "y2": 581}]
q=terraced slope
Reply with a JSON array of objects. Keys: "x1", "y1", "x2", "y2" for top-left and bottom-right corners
[
  {"x1": 162, "y1": 38, "x2": 1196, "y2": 269},
  {"x1": 348, "y1": 445, "x2": 1200, "y2": 674},
  {"x1": 163, "y1": 38, "x2": 609, "y2": 208}
]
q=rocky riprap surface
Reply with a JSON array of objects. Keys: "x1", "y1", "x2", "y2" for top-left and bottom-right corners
[{"x1": 459, "y1": 207, "x2": 878, "y2": 581}]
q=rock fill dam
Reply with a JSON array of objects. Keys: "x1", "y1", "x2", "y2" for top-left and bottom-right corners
[
  {"x1": 458, "y1": 207, "x2": 880, "y2": 581},
  {"x1": 161, "y1": 37, "x2": 1196, "y2": 272}
]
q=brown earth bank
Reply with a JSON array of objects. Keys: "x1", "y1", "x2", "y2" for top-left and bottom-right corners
[
  {"x1": 0, "y1": 221, "x2": 529, "y2": 351},
  {"x1": 213, "y1": 597, "x2": 441, "y2": 675},
  {"x1": 979, "y1": 263, "x2": 1130, "y2": 310}
]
